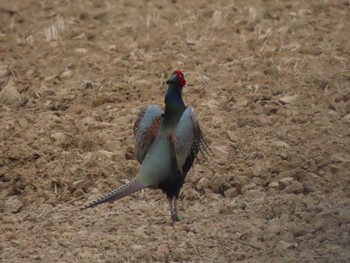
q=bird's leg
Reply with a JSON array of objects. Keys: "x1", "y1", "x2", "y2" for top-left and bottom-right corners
[
  {"x1": 171, "y1": 197, "x2": 180, "y2": 222},
  {"x1": 168, "y1": 197, "x2": 180, "y2": 222},
  {"x1": 168, "y1": 197, "x2": 174, "y2": 220}
]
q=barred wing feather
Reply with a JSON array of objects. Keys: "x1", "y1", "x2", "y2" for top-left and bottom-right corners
[
  {"x1": 133, "y1": 105, "x2": 163, "y2": 164},
  {"x1": 171, "y1": 107, "x2": 207, "y2": 173}
]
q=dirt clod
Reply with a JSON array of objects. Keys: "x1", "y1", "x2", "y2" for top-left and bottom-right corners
[{"x1": 4, "y1": 196, "x2": 23, "y2": 213}]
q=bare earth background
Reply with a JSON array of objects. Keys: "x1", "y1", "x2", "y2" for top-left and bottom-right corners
[{"x1": 0, "y1": 0, "x2": 349, "y2": 262}]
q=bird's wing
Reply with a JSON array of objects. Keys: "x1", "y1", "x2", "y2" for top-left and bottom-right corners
[
  {"x1": 171, "y1": 106, "x2": 209, "y2": 173},
  {"x1": 133, "y1": 105, "x2": 163, "y2": 164}
]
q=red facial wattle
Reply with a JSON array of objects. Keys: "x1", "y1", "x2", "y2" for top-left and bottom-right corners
[{"x1": 176, "y1": 70, "x2": 186, "y2": 87}]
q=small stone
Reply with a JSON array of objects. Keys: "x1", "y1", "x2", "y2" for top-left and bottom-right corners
[
  {"x1": 0, "y1": 63, "x2": 7, "y2": 77},
  {"x1": 49, "y1": 41, "x2": 58, "y2": 48},
  {"x1": 39, "y1": 190, "x2": 54, "y2": 201},
  {"x1": 196, "y1": 178, "x2": 211, "y2": 190},
  {"x1": 25, "y1": 68, "x2": 36, "y2": 77},
  {"x1": 4, "y1": 196, "x2": 23, "y2": 213},
  {"x1": 157, "y1": 244, "x2": 170, "y2": 255},
  {"x1": 76, "y1": 180, "x2": 93, "y2": 193},
  {"x1": 279, "y1": 95, "x2": 299, "y2": 104},
  {"x1": 124, "y1": 146, "x2": 135, "y2": 160},
  {"x1": 0, "y1": 79, "x2": 21, "y2": 106},
  {"x1": 218, "y1": 204, "x2": 234, "y2": 215},
  {"x1": 16, "y1": 117, "x2": 28, "y2": 128},
  {"x1": 237, "y1": 202, "x2": 247, "y2": 210},
  {"x1": 50, "y1": 132, "x2": 66, "y2": 146},
  {"x1": 96, "y1": 150, "x2": 114, "y2": 160},
  {"x1": 60, "y1": 70, "x2": 73, "y2": 79},
  {"x1": 270, "y1": 140, "x2": 290, "y2": 148},
  {"x1": 112, "y1": 56, "x2": 122, "y2": 65},
  {"x1": 279, "y1": 240, "x2": 298, "y2": 249},
  {"x1": 243, "y1": 182, "x2": 257, "y2": 191},
  {"x1": 224, "y1": 187, "x2": 239, "y2": 198},
  {"x1": 44, "y1": 74, "x2": 59, "y2": 82},
  {"x1": 132, "y1": 244, "x2": 144, "y2": 250},
  {"x1": 278, "y1": 177, "x2": 295, "y2": 188},
  {"x1": 268, "y1": 181, "x2": 279, "y2": 189},
  {"x1": 226, "y1": 130, "x2": 238, "y2": 142},
  {"x1": 104, "y1": 140, "x2": 122, "y2": 153},
  {"x1": 73, "y1": 189, "x2": 85, "y2": 198},
  {"x1": 75, "y1": 48, "x2": 87, "y2": 53},
  {"x1": 263, "y1": 66, "x2": 278, "y2": 77},
  {"x1": 108, "y1": 44, "x2": 117, "y2": 51},
  {"x1": 182, "y1": 188, "x2": 199, "y2": 200},
  {"x1": 172, "y1": 247, "x2": 187, "y2": 261},
  {"x1": 0, "y1": 3, "x2": 19, "y2": 14},
  {"x1": 286, "y1": 181, "x2": 304, "y2": 194}
]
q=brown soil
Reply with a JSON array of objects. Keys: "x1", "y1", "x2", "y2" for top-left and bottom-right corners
[{"x1": 1, "y1": 0, "x2": 350, "y2": 262}]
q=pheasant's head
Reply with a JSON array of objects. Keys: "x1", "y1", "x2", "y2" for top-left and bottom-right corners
[{"x1": 166, "y1": 70, "x2": 186, "y2": 88}]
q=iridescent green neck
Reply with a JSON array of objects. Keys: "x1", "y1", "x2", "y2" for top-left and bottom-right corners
[{"x1": 164, "y1": 84, "x2": 186, "y2": 121}]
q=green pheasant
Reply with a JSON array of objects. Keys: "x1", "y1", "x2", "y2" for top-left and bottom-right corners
[{"x1": 82, "y1": 70, "x2": 209, "y2": 221}]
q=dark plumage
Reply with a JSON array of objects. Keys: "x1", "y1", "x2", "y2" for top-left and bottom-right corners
[{"x1": 82, "y1": 70, "x2": 209, "y2": 221}]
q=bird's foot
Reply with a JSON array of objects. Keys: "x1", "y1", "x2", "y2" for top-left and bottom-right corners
[
  {"x1": 168, "y1": 197, "x2": 180, "y2": 222},
  {"x1": 171, "y1": 214, "x2": 180, "y2": 222}
]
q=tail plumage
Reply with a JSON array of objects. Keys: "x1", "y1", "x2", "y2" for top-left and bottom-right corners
[{"x1": 81, "y1": 179, "x2": 148, "y2": 210}]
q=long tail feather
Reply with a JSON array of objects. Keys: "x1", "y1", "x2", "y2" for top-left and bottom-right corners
[{"x1": 81, "y1": 179, "x2": 148, "y2": 210}]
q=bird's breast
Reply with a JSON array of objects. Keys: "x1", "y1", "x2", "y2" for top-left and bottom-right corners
[{"x1": 137, "y1": 137, "x2": 175, "y2": 187}]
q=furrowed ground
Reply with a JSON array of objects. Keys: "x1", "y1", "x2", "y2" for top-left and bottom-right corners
[{"x1": 0, "y1": 0, "x2": 349, "y2": 262}]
